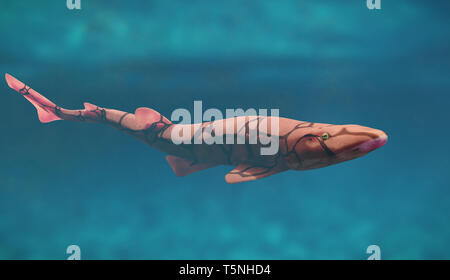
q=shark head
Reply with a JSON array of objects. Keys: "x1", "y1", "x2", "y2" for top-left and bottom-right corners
[{"x1": 291, "y1": 123, "x2": 388, "y2": 170}]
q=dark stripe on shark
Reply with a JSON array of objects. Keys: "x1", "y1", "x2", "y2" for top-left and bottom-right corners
[{"x1": 331, "y1": 127, "x2": 379, "y2": 139}]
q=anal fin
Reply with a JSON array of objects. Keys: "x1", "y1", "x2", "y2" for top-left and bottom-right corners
[{"x1": 166, "y1": 155, "x2": 218, "y2": 177}]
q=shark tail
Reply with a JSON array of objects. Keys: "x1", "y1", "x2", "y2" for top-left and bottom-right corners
[{"x1": 5, "y1": 73, "x2": 63, "y2": 123}]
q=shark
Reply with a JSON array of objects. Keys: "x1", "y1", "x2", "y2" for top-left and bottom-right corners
[{"x1": 5, "y1": 73, "x2": 388, "y2": 184}]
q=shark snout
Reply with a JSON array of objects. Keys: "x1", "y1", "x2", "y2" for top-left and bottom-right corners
[{"x1": 355, "y1": 131, "x2": 388, "y2": 152}]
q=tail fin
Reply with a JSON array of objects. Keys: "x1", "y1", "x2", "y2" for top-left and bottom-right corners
[{"x1": 5, "y1": 73, "x2": 62, "y2": 123}]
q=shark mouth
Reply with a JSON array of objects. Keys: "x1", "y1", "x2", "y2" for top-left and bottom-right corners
[{"x1": 355, "y1": 134, "x2": 388, "y2": 152}]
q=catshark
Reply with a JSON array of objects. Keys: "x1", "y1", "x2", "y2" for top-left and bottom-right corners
[{"x1": 5, "y1": 73, "x2": 388, "y2": 184}]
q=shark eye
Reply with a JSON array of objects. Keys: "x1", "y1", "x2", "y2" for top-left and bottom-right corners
[{"x1": 321, "y1": 132, "x2": 330, "y2": 140}]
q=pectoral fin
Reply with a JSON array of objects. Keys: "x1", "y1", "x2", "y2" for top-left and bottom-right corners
[
  {"x1": 166, "y1": 155, "x2": 218, "y2": 177},
  {"x1": 225, "y1": 164, "x2": 287, "y2": 184}
]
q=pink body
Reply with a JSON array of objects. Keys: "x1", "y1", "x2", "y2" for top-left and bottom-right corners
[{"x1": 5, "y1": 73, "x2": 388, "y2": 183}]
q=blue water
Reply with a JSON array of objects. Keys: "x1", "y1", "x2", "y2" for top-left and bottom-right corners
[{"x1": 0, "y1": 1, "x2": 449, "y2": 259}]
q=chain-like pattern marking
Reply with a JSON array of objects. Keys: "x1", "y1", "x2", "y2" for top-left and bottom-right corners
[{"x1": 6, "y1": 74, "x2": 386, "y2": 183}]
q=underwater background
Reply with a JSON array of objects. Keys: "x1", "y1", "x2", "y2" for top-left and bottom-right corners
[{"x1": 0, "y1": 0, "x2": 449, "y2": 259}]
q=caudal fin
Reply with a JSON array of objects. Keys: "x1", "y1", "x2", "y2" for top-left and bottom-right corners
[{"x1": 5, "y1": 73, "x2": 62, "y2": 123}]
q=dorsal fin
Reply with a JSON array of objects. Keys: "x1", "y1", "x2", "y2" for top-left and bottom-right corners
[
  {"x1": 135, "y1": 107, "x2": 171, "y2": 130},
  {"x1": 83, "y1": 102, "x2": 98, "y2": 111}
]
